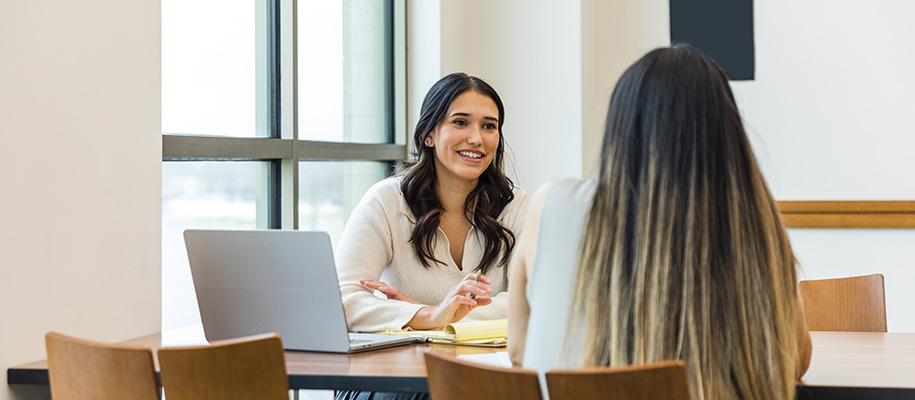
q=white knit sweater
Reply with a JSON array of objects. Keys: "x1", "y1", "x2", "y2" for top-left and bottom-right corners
[{"x1": 336, "y1": 177, "x2": 529, "y2": 332}]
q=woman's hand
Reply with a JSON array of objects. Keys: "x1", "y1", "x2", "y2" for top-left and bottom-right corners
[
  {"x1": 360, "y1": 279, "x2": 421, "y2": 304},
  {"x1": 404, "y1": 272, "x2": 494, "y2": 330}
]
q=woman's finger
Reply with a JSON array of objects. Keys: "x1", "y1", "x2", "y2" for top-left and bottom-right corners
[
  {"x1": 441, "y1": 294, "x2": 477, "y2": 311},
  {"x1": 378, "y1": 286, "x2": 399, "y2": 297},
  {"x1": 459, "y1": 281, "x2": 492, "y2": 298},
  {"x1": 359, "y1": 279, "x2": 387, "y2": 290},
  {"x1": 462, "y1": 272, "x2": 493, "y2": 285},
  {"x1": 455, "y1": 274, "x2": 492, "y2": 298},
  {"x1": 380, "y1": 287, "x2": 408, "y2": 300},
  {"x1": 474, "y1": 297, "x2": 493, "y2": 306}
]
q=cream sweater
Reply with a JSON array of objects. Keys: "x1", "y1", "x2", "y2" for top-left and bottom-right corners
[{"x1": 336, "y1": 177, "x2": 529, "y2": 332}]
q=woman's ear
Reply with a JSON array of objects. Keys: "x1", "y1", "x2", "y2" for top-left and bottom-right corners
[{"x1": 424, "y1": 132, "x2": 435, "y2": 147}]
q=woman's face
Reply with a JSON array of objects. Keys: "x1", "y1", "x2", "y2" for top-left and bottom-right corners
[{"x1": 427, "y1": 90, "x2": 501, "y2": 187}]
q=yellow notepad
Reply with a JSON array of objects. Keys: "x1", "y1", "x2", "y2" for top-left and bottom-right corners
[{"x1": 377, "y1": 319, "x2": 507, "y2": 347}]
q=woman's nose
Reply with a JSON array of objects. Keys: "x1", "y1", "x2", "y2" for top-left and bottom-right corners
[{"x1": 467, "y1": 127, "x2": 482, "y2": 144}]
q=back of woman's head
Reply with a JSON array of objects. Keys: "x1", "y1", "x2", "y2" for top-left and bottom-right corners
[{"x1": 569, "y1": 44, "x2": 799, "y2": 399}]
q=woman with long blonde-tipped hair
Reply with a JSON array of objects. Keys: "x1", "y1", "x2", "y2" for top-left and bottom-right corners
[{"x1": 508, "y1": 44, "x2": 812, "y2": 399}]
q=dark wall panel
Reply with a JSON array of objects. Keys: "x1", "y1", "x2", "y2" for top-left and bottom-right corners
[{"x1": 670, "y1": 0, "x2": 755, "y2": 80}]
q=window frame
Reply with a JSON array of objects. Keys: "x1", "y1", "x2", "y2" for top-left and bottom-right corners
[{"x1": 161, "y1": 0, "x2": 407, "y2": 230}]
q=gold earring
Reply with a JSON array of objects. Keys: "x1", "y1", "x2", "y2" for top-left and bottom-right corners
[{"x1": 425, "y1": 139, "x2": 433, "y2": 147}]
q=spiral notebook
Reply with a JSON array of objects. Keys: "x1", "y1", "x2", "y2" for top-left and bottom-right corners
[{"x1": 377, "y1": 319, "x2": 508, "y2": 347}]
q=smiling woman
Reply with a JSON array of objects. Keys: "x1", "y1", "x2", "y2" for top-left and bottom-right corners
[
  {"x1": 334, "y1": 72, "x2": 527, "y2": 329},
  {"x1": 332, "y1": 73, "x2": 528, "y2": 400},
  {"x1": 401, "y1": 74, "x2": 518, "y2": 283}
]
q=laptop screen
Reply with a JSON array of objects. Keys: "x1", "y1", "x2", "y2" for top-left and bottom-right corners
[{"x1": 184, "y1": 229, "x2": 352, "y2": 352}]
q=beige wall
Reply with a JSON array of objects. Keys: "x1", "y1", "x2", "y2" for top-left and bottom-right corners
[
  {"x1": 0, "y1": 1, "x2": 162, "y2": 399},
  {"x1": 581, "y1": 0, "x2": 670, "y2": 179},
  {"x1": 409, "y1": 0, "x2": 668, "y2": 192}
]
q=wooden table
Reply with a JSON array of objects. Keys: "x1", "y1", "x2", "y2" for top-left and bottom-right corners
[
  {"x1": 9, "y1": 332, "x2": 915, "y2": 399},
  {"x1": 797, "y1": 332, "x2": 915, "y2": 399}
]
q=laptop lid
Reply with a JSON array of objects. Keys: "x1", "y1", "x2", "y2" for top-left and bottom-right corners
[{"x1": 183, "y1": 229, "x2": 410, "y2": 353}]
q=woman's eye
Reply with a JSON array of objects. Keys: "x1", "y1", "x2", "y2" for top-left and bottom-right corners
[
  {"x1": 453, "y1": 119, "x2": 468, "y2": 126},
  {"x1": 483, "y1": 123, "x2": 497, "y2": 130}
]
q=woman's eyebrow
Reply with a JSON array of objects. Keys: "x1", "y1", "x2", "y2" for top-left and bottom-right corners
[{"x1": 449, "y1": 112, "x2": 499, "y2": 123}]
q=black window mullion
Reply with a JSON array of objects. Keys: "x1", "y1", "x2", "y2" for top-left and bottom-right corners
[
  {"x1": 267, "y1": 160, "x2": 282, "y2": 229},
  {"x1": 269, "y1": 0, "x2": 282, "y2": 140},
  {"x1": 384, "y1": 0, "x2": 395, "y2": 144},
  {"x1": 268, "y1": 0, "x2": 283, "y2": 228}
]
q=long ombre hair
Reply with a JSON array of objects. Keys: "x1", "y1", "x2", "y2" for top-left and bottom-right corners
[
  {"x1": 567, "y1": 45, "x2": 799, "y2": 399},
  {"x1": 400, "y1": 73, "x2": 515, "y2": 276}
]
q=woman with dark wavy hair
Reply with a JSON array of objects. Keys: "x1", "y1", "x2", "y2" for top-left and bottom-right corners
[
  {"x1": 336, "y1": 72, "x2": 528, "y2": 333},
  {"x1": 508, "y1": 45, "x2": 811, "y2": 399}
]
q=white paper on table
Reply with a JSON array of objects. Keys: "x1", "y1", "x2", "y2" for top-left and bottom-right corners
[
  {"x1": 161, "y1": 323, "x2": 209, "y2": 347},
  {"x1": 456, "y1": 351, "x2": 513, "y2": 368}
]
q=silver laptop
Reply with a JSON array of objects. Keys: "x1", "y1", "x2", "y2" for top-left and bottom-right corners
[{"x1": 183, "y1": 229, "x2": 416, "y2": 353}]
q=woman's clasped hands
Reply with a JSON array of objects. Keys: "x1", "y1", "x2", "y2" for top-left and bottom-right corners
[{"x1": 360, "y1": 272, "x2": 493, "y2": 330}]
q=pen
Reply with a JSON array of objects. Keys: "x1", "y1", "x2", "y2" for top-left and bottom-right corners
[{"x1": 469, "y1": 270, "x2": 481, "y2": 299}]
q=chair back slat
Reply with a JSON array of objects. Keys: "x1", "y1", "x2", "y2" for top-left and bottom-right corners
[
  {"x1": 46, "y1": 331, "x2": 160, "y2": 400},
  {"x1": 545, "y1": 360, "x2": 690, "y2": 400},
  {"x1": 799, "y1": 273, "x2": 887, "y2": 332},
  {"x1": 424, "y1": 350, "x2": 542, "y2": 400},
  {"x1": 157, "y1": 332, "x2": 289, "y2": 400}
]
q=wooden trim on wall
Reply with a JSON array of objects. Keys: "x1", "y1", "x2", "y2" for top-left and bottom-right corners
[{"x1": 779, "y1": 201, "x2": 915, "y2": 228}]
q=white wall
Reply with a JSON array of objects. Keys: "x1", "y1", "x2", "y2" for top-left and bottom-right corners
[
  {"x1": 729, "y1": 0, "x2": 915, "y2": 332},
  {"x1": 409, "y1": 0, "x2": 583, "y2": 192},
  {"x1": 411, "y1": 1, "x2": 915, "y2": 331},
  {"x1": 0, "y1": 1, "x2": 162, "y2": 399},
  {"x1": 730, "y1": 0, "x2": 915, "y2": 200}
]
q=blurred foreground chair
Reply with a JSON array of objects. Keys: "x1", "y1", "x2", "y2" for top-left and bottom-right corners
[
  {"x1": 157, "y1": 332, "x2": 288, "y2": 400},
  {"x1": 45, "y1": 331, "x2": 160, "y2": 400},
  {"x1": 424, "y1": 350, "x2": 542, "y2": 400},
  {"x1": 545, "y1": 360, "x2": 690, "y2": 400},
  {"x1": 799, "y1": 273, "x2": 887, "y2": 332}
]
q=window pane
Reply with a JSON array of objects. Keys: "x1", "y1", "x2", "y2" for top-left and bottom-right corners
[
  {"x1": 297, "y1": 1, "x2": 389, "y2": 143},
  {"x1": 162, "y1": 0, "x2": 266, "y2": 137},
  {"x1": 298, "y1": 161, "x2": 390, "y2": 248},
  {"x1": 162, "y1": 162, "x2": 267, "y2": 330}
]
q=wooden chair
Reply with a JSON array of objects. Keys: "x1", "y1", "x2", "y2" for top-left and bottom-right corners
[
  {"x1": 799, "y1": 273, "x2": 887, "y2": 332},
  {"x1": 424, "y1": 350, "x2": 542, "y2": 400},
  {"x1": 45, "y1": 331, "x2": 160, "y2": 400},
  {"x1": 545, "y1": 360, "x2": 690, "y2": 400},
  {"x1": 157, "y1": 332, "x2": 289, "y2": 400}
]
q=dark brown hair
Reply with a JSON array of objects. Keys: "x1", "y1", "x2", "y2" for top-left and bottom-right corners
[
  {"x1": 567, "y1": 44, "x2": 799, "y2": 399},
  {"x1": 399, "y1": 72, "x2": 515, "y2": 276}
]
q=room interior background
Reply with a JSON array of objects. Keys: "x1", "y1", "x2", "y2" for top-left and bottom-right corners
[{"x1": 2, "y1": 1, "x2": 913, "y2": 400}]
